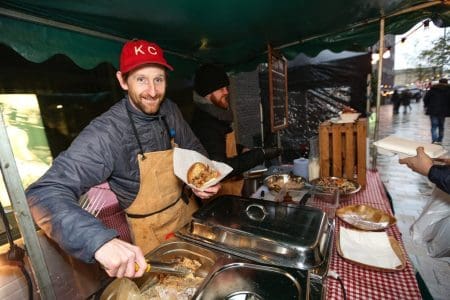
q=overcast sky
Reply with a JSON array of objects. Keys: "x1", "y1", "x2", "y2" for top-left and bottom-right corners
[{"x1": 394, "y1": 21, "x2": 446, "y2": 70}]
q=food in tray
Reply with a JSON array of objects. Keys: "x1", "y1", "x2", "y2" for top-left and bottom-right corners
[
  {"x1": 141, "y1": 257, "x2": 205, "y2": 299},
  {"x1": 187, "y1": 162, "x2": 220, "y2": 188},
  {"x1": 264, "y1": 174, "x2": 306, "y2": 193},
  {"x1": 311, "y1": 177, "x2": 360, "y2": 194},
  {"x1": 336, "y1": 204, "x2": 396, "y2": 231}
]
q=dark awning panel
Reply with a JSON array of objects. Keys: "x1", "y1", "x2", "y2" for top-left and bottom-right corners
[{"x1": 0, "y1": 0, "x2": 448, "y2": 76}]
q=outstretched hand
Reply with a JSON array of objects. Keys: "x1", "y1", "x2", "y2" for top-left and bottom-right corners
[
  {"x1": 94, "y1": 238, "x2": 146, "y2": 278},
  {"x1": 399, "y1": 147, "x2": 433, "y2": 176}
]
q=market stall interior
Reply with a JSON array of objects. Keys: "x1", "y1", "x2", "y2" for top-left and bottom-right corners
[{"x1": 0, "y1": 1, "x2": 449, "y2": 299}]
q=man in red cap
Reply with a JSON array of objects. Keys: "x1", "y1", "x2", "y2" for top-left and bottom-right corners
[{"x1": 26, "y1": 39, "x2": 220, "y2": 278}]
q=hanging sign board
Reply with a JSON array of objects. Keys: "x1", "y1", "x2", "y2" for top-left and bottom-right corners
[{"x1": 268, "y1": 44, "x2": 288, "y2": 132}]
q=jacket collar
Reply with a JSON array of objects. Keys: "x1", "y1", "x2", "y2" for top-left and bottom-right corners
[{"x1": 193, "y1": 91, "x2": 233, "y2": 123}]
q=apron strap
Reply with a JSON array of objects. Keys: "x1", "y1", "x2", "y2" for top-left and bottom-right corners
[
  {"x1": 126, "y1": 109, "x2": 176, "y2": 160},
  {"x1": 126, "y1": 108, "x2": 147, "y2": 159}
]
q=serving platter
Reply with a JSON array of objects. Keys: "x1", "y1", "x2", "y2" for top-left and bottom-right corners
[
  {"x1": 336, "y1": 204, "x2": 396, "y2": 231},
  {"x1": 310, "y1": 177, "x2": 361, "y2": 195},
  {"x1": 336, "y1": 235, "x2": 406, "y2": 272},
  {"x1": 263, "y1": 173, "x2": 307, "y2": 195}
]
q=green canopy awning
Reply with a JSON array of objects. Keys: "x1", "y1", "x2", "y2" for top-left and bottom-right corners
[{"x1": 0, "y1": 0, "x2": 449, "y2": 77}]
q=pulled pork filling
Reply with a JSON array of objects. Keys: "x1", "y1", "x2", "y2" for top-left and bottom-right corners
[{"x1": 141, "y1": 257, "x2": 205, "y2": 300}]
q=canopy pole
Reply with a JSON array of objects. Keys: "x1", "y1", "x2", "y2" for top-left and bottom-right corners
[
  {"x1": 0, "y1": 113, "x2": 55, "y2": 299},
  {"x1": 371, "y1": 17, "x2": 385, "y2": 171}
]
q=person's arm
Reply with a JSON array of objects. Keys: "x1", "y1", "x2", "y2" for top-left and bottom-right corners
[
  {"x1": 423, "y1": 90, "x2": 431, "y2": 109},
  {"x1": 399, "y1": 146, "x2": 450, "y2": 194},
  {"x1": 26, "y1": 122, "x2": 119, "y2": 263},
  {"x1": 428, "y1": 165, "x2": 450, "y2": 194}
]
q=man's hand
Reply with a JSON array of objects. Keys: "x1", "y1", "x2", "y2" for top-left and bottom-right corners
[
  {"x1": 192, "y1": 183, "x2": 221, "y2": 199},
  {"x1": 94, "y1": 238, "x2": 146, "y2": 278},
  {"x1": 399, "y1": 147, "x2": 433, "y2": 176}
]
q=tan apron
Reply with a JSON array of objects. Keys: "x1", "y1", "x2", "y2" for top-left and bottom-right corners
[
  {"x1": 125, "y1": 150, "x2": 197, "y2": 255},
  {"x1": 124, "y1": 112, "x2": 197, "y2": 255},
  {"x1": 216, "y1": 131, "x2": 244, "y2": 196}
]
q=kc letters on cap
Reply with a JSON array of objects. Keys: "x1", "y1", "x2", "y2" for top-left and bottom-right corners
[{"x1": 120, "y1": 39, "x2": 173, "y2": 73}]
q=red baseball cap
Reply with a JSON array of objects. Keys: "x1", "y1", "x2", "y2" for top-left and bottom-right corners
[{"x1": 119, "y1": 39, "x2": 174, "y2": 74}]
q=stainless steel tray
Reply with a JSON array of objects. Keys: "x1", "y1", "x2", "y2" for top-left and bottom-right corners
[
  {"x1": 140, "y1": 240, "x2": 306, "y2": 300},
  {"x1": 177, "y1": 195, "x2": 332, "y2": 270}
]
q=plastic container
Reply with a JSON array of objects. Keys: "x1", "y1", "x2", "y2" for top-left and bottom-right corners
[
  {"x1": 293, "y1": 158, "x2": 309, "y2": 179},
  {"x1": 305, "y1": 189, "x2": 339, "y2": 219},
  {"x1": 308, "y1": 136, "x2": 320, "y2": 181}
]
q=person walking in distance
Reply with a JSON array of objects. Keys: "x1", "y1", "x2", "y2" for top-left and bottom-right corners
[{"x1": 423, "y1": 78, "x2": 450, "y2": 144}]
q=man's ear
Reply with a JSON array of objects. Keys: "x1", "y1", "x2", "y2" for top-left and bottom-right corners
[{"x1": 116, "y1": 71, "x2": 129, "y2": 90}]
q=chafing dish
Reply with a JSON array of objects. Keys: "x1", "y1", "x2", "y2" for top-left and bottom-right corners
[
  {"x1": 102, "y1": 195, "x2": 334, "y2": 299},
  {"x1": 137, "y1": 240, "x2": 307, "y2": 300},
  {"x1": 177, "y1": 195, "x2": 332, "y2": 270}
]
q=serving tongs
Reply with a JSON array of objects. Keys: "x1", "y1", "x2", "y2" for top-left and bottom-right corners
[{"x1": 134, "y1": 259, "x2": 191, "y2": 276}]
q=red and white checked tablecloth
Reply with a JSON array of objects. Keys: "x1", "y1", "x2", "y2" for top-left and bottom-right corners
[
  {"x1": 326, "y1": 170, "x2": 421, "y2": 300},
  {"x1": 89, "y1": 182, "x2": 132, "y2": 243}
]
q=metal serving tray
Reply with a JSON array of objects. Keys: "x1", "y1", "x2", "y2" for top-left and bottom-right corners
[
  {"x1": 177, "y1": 195, "x2": 332, "y2": 270},
  {"x1": 140, "y1": 240, "x2": 306, "y2": 300}
]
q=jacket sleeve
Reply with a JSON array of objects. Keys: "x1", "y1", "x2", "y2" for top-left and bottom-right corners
[
  {"x1": 428, "y1": 165, "x2": 450, "y2": 194},
  {"x1": 423, "y1": 90, "x2": 431, "y2": 109},
  {"x1": 26, "y1": 122, "x2": 118, "y2": 263},
  {"x1": 222, "y1": 149, "x2": 266, "y2": 178}
]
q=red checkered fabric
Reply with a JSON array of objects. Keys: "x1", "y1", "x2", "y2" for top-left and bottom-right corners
[
  {"x1": 89, "y1": 183, "x2": 132, "y2": 243},
  {"x1": 326, "y1": 171, "x2": 421, "y2": 299}
]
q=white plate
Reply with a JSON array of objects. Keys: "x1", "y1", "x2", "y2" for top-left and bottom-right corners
[{"x1": 373, "y1": 135, "x2": 447, "y2": 158}]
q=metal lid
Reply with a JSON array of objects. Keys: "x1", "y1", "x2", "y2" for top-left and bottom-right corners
[{"x1": 177, "y1": 195, "x2": 333, "y2": 270}]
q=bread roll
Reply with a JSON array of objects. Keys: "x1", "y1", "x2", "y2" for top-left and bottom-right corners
[{"x1": 187, "y1": 162, "x2": 220, "y2": 188}]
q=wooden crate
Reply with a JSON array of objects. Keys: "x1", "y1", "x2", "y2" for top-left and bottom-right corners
[{"x1": 318, "y1": 118, "x2": 367, "y2": 186}]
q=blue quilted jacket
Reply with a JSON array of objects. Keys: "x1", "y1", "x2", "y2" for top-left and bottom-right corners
[
  {"x1": 26, "y1": 97, "x2": 206, "y2": 262},
  {"x1": 429, "y1": 165, "x2": 450, "y2": 194}
]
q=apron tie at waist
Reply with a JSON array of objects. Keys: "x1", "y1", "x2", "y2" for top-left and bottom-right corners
[
  {"x1": 126, "y1": 186, "x2": 192, "y2": 219},
  {"x1": 126, "y1": 192, "x2": 183, "y2": 218}
]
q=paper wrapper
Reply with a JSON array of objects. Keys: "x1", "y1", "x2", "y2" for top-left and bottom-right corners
[
  {"x1": 173, "y1": 148, "x2": 233, "y2": 191},
  {"x1": 373, "y1": 135, "x2": 447, "y2": 158},
  {"x1": 339, "y1": 227, "x2": 402, "y2": 269}
]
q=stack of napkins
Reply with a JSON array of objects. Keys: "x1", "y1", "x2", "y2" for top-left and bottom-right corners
[
  {"x1": 339, "y1": 227, "x2": 402, "y2": 269},
  {"x1": 373, "y1": 135, "x2": 447, "y2": 158}
]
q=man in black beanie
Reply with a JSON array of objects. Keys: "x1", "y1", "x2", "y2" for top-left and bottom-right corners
[{"x1": 190, "y1": 63, "x2": 281, "y2": 196}]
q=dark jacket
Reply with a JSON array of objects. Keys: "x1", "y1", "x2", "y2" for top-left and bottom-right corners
[
  {"x1": 424, "y1": 83, "x2": 450, "y2": 117},
  {"x1": 190, "y1": 102, "x2": 265, "y2": 178},
  {"x1": 428, "y1": 165, "x2": 450, "y2": 194},
  {"x1": 26, "y1": 97, "x2": 206, "y2": 262}
]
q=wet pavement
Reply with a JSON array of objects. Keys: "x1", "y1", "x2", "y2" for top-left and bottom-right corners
[{"x1": 368, "y1": 101, "x2": 450, "y2": 300}]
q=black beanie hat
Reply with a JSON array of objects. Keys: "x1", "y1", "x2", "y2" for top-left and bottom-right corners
[{"x1": 194, "y1": 64, "x2": 230, "y2": 97}]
